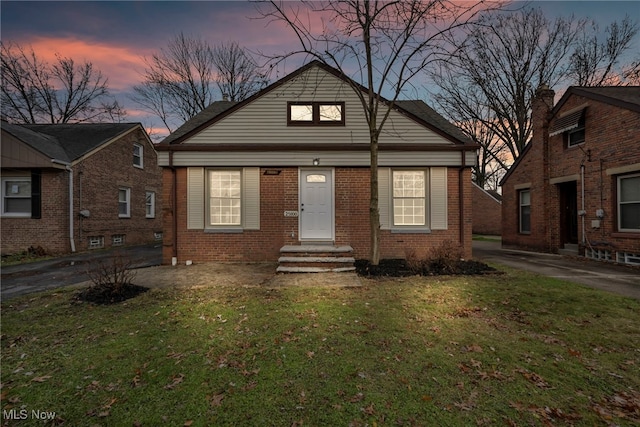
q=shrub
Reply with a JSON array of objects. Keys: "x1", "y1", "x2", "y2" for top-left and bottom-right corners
[{"x1": 77, "y1": 253, "x2": 147, "y2": 304}]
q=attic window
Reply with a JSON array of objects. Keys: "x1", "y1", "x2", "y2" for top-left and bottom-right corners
[
  {"x1": 288, "y1": 102, "x2": 344, "y2": 126},
  {"x1": 133, "y1": 143, "x2": 144, "y2": 168}
]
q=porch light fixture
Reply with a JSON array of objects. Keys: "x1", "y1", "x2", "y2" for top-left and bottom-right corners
[{"x1": 312, "y1": 158, "x2": 320, "y2": 166}]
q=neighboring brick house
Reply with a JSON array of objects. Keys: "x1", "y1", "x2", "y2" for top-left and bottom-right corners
[
  {"x1": 1, "y1": 122, "x2": 163, "y2": 255},
  {"x1": 501, "y1": 86, "x2": 640, "y2": 265},
  {"x1": 156, "y1": 61, "x2": 477, "y2": 270},
  {"x1": 472, "y1": 182, "x2": 502, "y2": 235}
]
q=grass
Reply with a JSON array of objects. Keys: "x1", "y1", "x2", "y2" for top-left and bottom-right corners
[{"x1": 1, "y1": 267, "x2": 639, "y2": 426}]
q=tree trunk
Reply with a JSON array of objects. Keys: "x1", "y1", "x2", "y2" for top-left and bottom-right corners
[{"x1": 370, "y1": 132, "x2": 380, "y2": 265}]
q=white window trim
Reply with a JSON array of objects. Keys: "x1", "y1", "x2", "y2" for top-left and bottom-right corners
[
  {"x1": 1, "y1": 176, "x2": 31, "y2": 217},
  {"x1": 206, "y1": 169, "x2": 243, "y2": 230},
  {"x1": 145, "y1": 191, "x2": 156, "y2": 218},
  {"x1": 391, "y1": 169, "x2": 428, "y2": 230},
  {"x1": 618, "y1": 173, "x2": 640, "y2": 232},
  {"x1": 133, "y1": 143, "x2": 144, "y2": 169},
  {"x1": 519, "y1": 189, "x2": 531, "y2": 234},
  {"x1": 119, "y1": 187, "x2": 131, "y2": 218}
]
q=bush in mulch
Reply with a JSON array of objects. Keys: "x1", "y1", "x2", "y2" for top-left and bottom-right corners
[
  {"x1": 74, "y1": 253, "x2": 148, "y2": 304},
  {"x1": 355, "y1": 258, "x2": 498, "y2": 277},
  {"x1": 75, "y1": 283, "x2": 149, "y2": 305},
  {"x1": 356, "y1": 239, "x2": 499, "y2": 278}
]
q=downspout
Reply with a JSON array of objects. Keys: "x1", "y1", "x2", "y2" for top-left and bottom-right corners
[
  {"x1": 52, "y1": 159, "x2": 76, "y2": 253},
  {"x1": 459, "y1": 150, "x2": 466, "y2": 248},
  {"x1": 581, "y1": 164, "x2": 585, "y2": 245},
  {"x1": 170, "y1": 150, "x2": 178, "y2": 262}
]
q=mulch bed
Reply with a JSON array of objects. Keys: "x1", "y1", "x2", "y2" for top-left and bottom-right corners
[
  {"x1": 355, "y1": 259, "x2": 499, "y2": 277},
  {"x1": 75, "y1": 283, "x2": 149, "y2": 305}
]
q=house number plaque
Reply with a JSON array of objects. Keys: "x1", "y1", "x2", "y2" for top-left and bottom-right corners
[{"x1": 284, "y1": 211, "x2": 299, "y2": 217}]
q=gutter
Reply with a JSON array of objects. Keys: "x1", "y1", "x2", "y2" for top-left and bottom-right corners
[
  {"x1": 52, "y1": 159, "x2": 76, "y2": 253},
  {"x1": 169, "y1": 151, "x2": 178, "y2": 263}
]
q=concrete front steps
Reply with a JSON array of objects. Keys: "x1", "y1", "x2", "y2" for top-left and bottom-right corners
[{"x1": 277, "y1": 245, "x2": 356, "y2": 273}]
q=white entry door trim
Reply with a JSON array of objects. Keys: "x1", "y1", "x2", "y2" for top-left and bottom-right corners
[{"x1": 299, "y1": 168, "x2": 334, "y2": 241}]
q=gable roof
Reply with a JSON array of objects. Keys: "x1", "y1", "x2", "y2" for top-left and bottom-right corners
[
  {"x1": 1, "y1": 122, "x2": 148, "y2": 164},
  {"x1": 553, "y1": 86, "x2": 640, "y2": 115},
  {"x1": 160, "y1": 60, "x2": 472, "y2": 147}
]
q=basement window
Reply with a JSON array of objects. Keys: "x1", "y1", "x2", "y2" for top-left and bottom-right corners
[{"x1": 88, "y1": 236, "x2": 105, "y2": 249}]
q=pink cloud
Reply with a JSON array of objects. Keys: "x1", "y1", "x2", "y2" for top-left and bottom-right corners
[{"x1": 27, "y1": 36, "x2": 150, "y2": 91}]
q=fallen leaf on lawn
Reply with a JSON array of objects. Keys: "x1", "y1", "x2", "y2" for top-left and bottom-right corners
[
  {"x1": 515, "y1": 368, "x2": 550, "y2": 389},
  {"x1": 165, "y1": 373, "x2": 185, "y2": 390},
  {"x1": 31, "y1": 375, "x2": 52, "y2": 383},
  {"x1": 209, "y1": 392, "x2": 224, "y2": 407},
  {"x1": 422, "y1": 395, "x2": 433, "y2": 402},
  {"x1": 349, "y1": 392, "x2": 364, "y2": 403},
  {"x1": 184, "y1": 420, "x2": 193, "y2": 426}
]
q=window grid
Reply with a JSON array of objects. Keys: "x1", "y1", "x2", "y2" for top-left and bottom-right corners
[
  {"x1": 88, "y1": 236, "x2": 104, "y2": 249},
  {"x1": 2, "y1": 177, "x2": 31, "y2": 216},
  {"x1": 209, "y1": 171, "x2": 242, "y2": 226},
  {"x1": 146, "y1": 191, "x2": 156, "y2": 218},
  {"x1": 112, "y1": 234, "x2": 125, "y2": 246},
  {"x1": 618, "y1": 174, "x2": 640, "y2": 231},
  {"x1": 119, "y1": 188, "x2": 131, "y2": 218},
  {"x1": 133, "y1": 143, "x2": 143, "y2": 168},
  {"x1": 392, "y1": 171, "x2": 425, "y2": 226},
  {"x1": 519, "y1": 190, "x2": 531, "y2": 234}
]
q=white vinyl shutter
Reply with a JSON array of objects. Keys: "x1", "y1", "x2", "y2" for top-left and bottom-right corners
[
  {"x1": 378, "y1": 168, "x2": 390, "y2": 229},
  {"x1": 242, "y1": 167, "x2": 260, "y2": 230},
  {"x1": 430, "y1": 167, "x2": 448, "y2": 230},
  {"x1": 187, "y1": 167, "x2": 205, "y2": 229}
]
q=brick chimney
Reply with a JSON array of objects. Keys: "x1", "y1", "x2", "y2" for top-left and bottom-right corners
[{"x1": 532, "y1": 84, "x2": 555, "y2": 251}]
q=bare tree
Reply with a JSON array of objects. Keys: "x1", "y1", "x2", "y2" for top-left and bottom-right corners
[
  {"x1": 567, "y1": 16, "x2": 640, "y2": 86},
  {"x1": 213, "y1": 41, "x2": 268, "y2": 101},
  {"x1": 132, "y1": 34, "x2": 266, "y2": 133},
  {"x1": 1, "y1": 41, "x2": 125, "y2": 124},
  {"x1": 430, "y1": 9, "x2": 639, "y2": 190},
  {"x1": 257, "y1": 0, "x2": 500, "y2": 264}
]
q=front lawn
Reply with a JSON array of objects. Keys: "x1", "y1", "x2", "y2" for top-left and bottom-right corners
[{"x1": 1, "y1": 268, "x2": 639, "y2": 426}]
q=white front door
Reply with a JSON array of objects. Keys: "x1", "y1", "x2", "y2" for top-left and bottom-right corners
[{"x1": 300, "y1": 169, "x2": 333, "y2": 240}]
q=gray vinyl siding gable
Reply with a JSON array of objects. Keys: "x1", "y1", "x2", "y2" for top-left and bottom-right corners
[{"x1": 186, "y1": 66, "x2": 454, "y2": 146}]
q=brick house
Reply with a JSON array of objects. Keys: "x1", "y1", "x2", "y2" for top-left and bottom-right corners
[
  {"x1": 156, "y1": 61, "x2": 477, "y2": 270},
  {"x1": 500, "y1": 86, "x2": 640, "y2": 265},
  {"x1": 1, "y1": 122, "x2": 163, "y2": 255},
  {"x1": 472, "y1": 182, "x2": 502, "y2": 236}
]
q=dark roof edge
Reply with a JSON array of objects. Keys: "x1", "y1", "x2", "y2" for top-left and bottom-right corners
[{"x1": 552, "y1": 86, "x2": 640, "y2": 115}]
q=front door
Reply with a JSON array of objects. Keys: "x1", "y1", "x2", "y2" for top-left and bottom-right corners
[{"x1": 300, "y1": 169, "x2": 333, "y2": 240}]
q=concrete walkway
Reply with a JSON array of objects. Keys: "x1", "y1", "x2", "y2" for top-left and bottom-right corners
[{"x1": 473, "y1": 238, "x2": 640, "y2": 300}]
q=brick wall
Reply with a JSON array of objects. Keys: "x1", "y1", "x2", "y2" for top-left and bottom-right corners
[
  {"x1": 75, "y1": 128, "x2": 163, "y2": 251},
  {"x1": 1, "y1": 128, "x2": 163, "y2": 255},
  {"x1": 1, "y1": 169, "x2": 69, "y2": 254},
  {"x1": 472, "y1": 183, "x2": 502, "y2": 235},
  {"x1": 502, "y1": 87, "x2": 640, "y2": 256},
  {"x1": 162, "y1": 166, "x2": 473, "y2": 264}
]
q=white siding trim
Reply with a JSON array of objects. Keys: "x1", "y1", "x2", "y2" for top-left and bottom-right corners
[
  {"x1": 187, "y1": 167, "x2": 205, "y2": 229},
  {"x1": 430, "y1": 167, "x2": 448, "y2": 230},
  {"x1": 243, "y1": 167, "x2": 260, "y2": 230}
]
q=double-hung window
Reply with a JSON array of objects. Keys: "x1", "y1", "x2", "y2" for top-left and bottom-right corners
[
  {"x1": 519, "y1": 190, "x2": 531, "y2": 234},
  {"x1": 2, "y1": 177, "x2": 31, "y2": 217},
  {"x1": 119, "y1": 187, "x2": 131, "y2": 218},
  {"x1": 208, "y1": 170, "x2": 242, "y2": 226},
  {"x1": 145, "y1": 191, "x2": 156, "y2": 218},
  {"x1": 392, "y1": 171, "x2": 426, "y2": 226},
  {"x1": 618, "y1": 174, "x2": 640, "y2": 232},
  {"x1": 133, "y1": 143, "x2": 144, "y2": 168}
]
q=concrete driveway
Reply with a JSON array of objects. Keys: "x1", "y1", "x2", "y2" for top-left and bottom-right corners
[{"x1": 473, "y1": 239, "x2": 640, "y2": 300}]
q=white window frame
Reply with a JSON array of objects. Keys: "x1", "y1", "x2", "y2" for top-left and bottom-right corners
[
  {"x1": 133, "y1": 143, "x2": 144, "y2": 169},
  {"x1": 118, "y1": 187, "x2": 131, "y2": 218},
  {"x1": 392, "y1": 170, "x2": 427, "y2": 227},
  {"x1": 145, "y1": 191, "x2": 156, "y2": 218},
  {"x1": 618, "y1": 173, "x2": 640, "y2": 232},
  {"x1": 519, "y1": 189, "x2": 531, "y2": 234},
  {"x1": 1, "y1": 176, "x2": 31, "y2": 217},
  {"x1": 206, "y1": 170, "x2": 242, "y2": 228}
]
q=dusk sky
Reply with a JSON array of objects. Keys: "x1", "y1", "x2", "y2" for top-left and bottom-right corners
[{"x1": 2, "y1": 1, "x2": 639, "y2": 136}]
